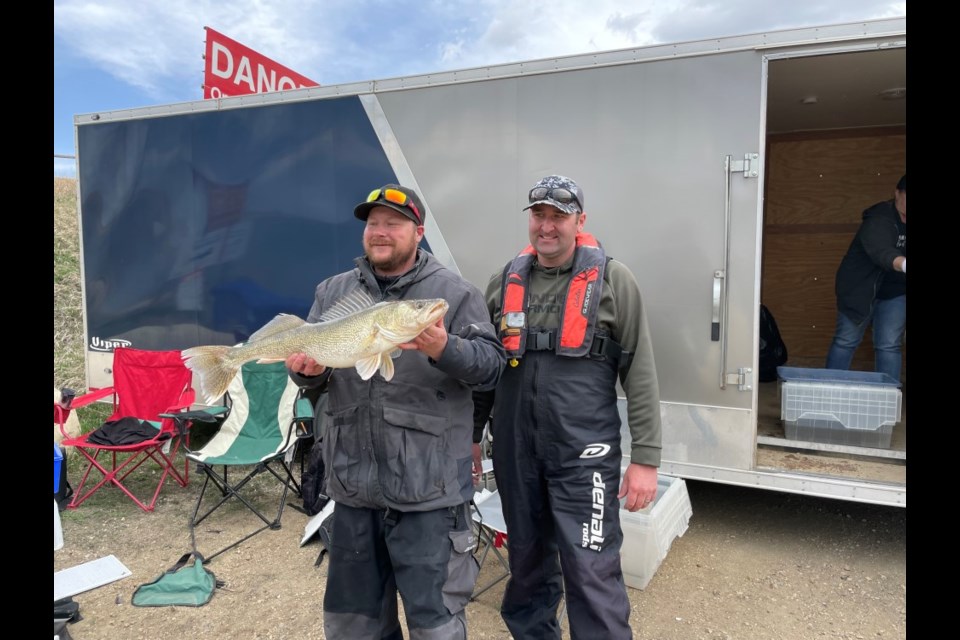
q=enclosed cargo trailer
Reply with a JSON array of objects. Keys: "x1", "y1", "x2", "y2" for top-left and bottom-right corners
[{"x1": 72, "y1": 17, "x2": 906, "y2": 506}]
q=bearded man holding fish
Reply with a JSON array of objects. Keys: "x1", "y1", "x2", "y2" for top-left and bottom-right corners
[{"x1": 286, "y1": 184, "x2": 505, "y2": 640}]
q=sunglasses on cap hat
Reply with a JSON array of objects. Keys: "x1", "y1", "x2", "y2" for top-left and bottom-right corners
[
  {"x1": 528, "y1": 186, "x2": 582, "y2": 211},
  {"x1": 366, "y1": 187, "x2": 422, "y2": 224}
]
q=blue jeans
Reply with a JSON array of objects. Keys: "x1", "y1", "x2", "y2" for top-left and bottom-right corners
[{"x1": 825, "y1": 295, "x2": 906, "y2": 381}]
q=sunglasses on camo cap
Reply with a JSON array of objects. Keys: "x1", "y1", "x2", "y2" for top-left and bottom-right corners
[{"x1": 528, "y1": 186, "x2": 582, "y2": 210}]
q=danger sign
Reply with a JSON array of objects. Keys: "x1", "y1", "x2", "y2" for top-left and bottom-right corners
[{"x1": 203, "y1": 27, "x2": 319, "y2": 99}]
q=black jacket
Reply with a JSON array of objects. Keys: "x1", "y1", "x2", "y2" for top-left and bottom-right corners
[
  {"x1": 835, "y1": 199, "x2": 906, "y2": 324},
  {"x1": 290, "y1": 249, "x2": 505, "y2": 511}
]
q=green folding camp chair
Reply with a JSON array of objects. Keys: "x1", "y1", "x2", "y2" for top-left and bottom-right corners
[{"x1": 177, "y1": 360, "x2": 314, "y2": 561}]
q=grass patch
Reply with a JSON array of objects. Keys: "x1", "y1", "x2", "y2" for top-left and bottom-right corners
[
  {"x1": 54, "y1": 177, "x2": 85, "y2": 392},
  {"x1": 75, "y1": 402, "x2": 114, "y2": 434}
]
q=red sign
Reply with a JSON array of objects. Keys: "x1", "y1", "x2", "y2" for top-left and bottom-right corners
[{"x1": 203, "y1": 27, "x2": 319, "y2": 99}]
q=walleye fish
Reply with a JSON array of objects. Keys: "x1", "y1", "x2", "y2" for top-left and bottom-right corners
[{"x1": 182, "y1": 290, "x2": 449, "y2": 403}]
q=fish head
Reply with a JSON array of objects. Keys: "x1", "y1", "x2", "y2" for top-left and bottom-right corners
[{"x1": 384, "y1": 298, "x2": 450, "y2": 339}]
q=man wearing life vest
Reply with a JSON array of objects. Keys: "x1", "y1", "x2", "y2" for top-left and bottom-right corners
[{"x1": 473, "y1": 175, "x2": 662, "y2": 639}]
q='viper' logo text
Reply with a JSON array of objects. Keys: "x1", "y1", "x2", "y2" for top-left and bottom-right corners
[{"x1": 90, "y1": 337, "x2": 133, "y2": 352}]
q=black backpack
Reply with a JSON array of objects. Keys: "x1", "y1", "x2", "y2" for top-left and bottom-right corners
[
  {"x1": 758, "y1": 304, "x2": 788, "y2": 382},
  {"x1": 299, "y1": 441, "x2": 330, "y2": 517}
]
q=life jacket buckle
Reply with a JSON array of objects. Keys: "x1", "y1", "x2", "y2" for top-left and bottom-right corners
[{"x1": 528, "y1": 330, "x2": 555, "y2": 351}]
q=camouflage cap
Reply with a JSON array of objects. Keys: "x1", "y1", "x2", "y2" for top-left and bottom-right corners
[{"x1": 523, "y1": 175, "x2": 584, "y2": 215}]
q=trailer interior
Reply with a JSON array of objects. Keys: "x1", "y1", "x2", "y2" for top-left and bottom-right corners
[{"x1": 757, "y1": 46, "x2": 906, "y2": 488}]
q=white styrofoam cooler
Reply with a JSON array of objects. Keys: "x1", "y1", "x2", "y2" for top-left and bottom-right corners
[{"x1": 619, "y1": 472, "x2": 692, "y2": 590}]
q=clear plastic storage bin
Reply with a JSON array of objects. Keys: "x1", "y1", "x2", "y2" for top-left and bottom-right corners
[
  {"x1": 777, "y1": 367, "x2": 901, "y2": 448},
  {"x1": 619, "y1": 473, "x2": 692, "y2": 590}
]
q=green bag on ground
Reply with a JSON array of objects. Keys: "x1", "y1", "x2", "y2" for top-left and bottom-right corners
[{"x1": 131, "y1": 552, "x2": 220, "y2": 607}]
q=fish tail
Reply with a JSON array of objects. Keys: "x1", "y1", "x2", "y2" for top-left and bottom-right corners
[{"x1": 181, "y1": 345, "x2": 240, "y2": 404}]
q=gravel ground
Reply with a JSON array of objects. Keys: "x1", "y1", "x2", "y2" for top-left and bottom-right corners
[{"x1": 53, "y1": 468, "x2": 906, "y2": 639}]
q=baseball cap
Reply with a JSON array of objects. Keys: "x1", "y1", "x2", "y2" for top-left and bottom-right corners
[
  {"x1": 354, "y1": 184, "x2": 425, "y2": 225},
  {"x1": 523, "y1": 175, "x2": 584, "y2": 215}
]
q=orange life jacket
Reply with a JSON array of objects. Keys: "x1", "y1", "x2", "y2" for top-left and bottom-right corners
[{"x1": 499, "y1": 232, "x2": 606, "y2": 359}]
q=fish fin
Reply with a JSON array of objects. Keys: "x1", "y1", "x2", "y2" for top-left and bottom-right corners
[
  {"x1": 318, "y1": 289, "x2": 377, "y2": 322},
  {"x1": 248, "y1": 314, "x2": 306, "y2": 343},
  {"x1": 181, "y1": 345, "x2": 241, "y2": 404},
  {"x1": 377, "y1": 325, "x2": 408, "y2": 343},
  {"x1": 379, "y1": 355, "x2": 395, "y2": 381},
  {"x1": 255, "y1": 357, "x2": 286, "y2": 364},
  {"x1": 355, "y1": 354, "x2": 382, "y2": 380}
]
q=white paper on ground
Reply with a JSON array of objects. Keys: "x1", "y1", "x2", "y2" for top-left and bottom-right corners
[
  {"x1": 472, "y1": 490, "x2": 508, "y2": 534},
  {"x1": 54, "y1": 555, "x2": 132, "y2": 601},
  {"x1": 473, "y1": 488, "x2": 494, "y2": 505},
  {"x1": 300, "y1": 499, "x2": 336, "y2": 547},
  {"x1": 54, "y1": 499, "x2": 64, "y2": 551}
]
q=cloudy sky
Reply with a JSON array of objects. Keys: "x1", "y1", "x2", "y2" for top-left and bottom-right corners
[{"x1": 53, "y1": 0, "x2": 906, "y2": 175}]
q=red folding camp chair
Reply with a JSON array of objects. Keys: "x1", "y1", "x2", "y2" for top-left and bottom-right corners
[{"x1": 55, "y1": 348, "x2": 197, "y2": 512}]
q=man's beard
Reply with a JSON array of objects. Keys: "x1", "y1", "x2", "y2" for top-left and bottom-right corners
[{"x1": 366, "y1": 241, "x2": 417, "y2": 274}]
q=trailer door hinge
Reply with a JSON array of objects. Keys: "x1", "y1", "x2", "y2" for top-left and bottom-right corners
[
  {"x1": 724, "y1": 367, "x2": 753, "y2": 391},
  {"x1": 729, "y1": 154, "x2": 759, "y2": 178}
]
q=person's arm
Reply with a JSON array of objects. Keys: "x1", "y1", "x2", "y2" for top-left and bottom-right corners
[
  {"x1": 472, "y1": 390, "x2": 495, "y2": 443},
  {"x1": 607, "y1": 261, "x2": 662, "y2": 511},
  {"x1": 859, "y1": 208, "x2": 904, "y2": 272},
  {"x1": 472, "y1": 390, "x2": 495, "y2": 484},
  {"x1": 470, "y1": 270, "x2": 504, "y2": 431},
  {"x1": 430, "y1": 306, "x2": 505, "y2": 391},
  {"x1": 471, "y1": 271, "x2": 504, "y2": 481},
  {"x1": 424, "y1": 276, "x2": 506, "y2": 391},
  {"x1": 610, "y1": 262, "x2": 661, "y2": 467}
]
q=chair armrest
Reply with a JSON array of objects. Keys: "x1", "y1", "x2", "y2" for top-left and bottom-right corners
[
  {"x1": 291, "y1": 389, "x2": 319, "y2": 440},
  {"x1": 58, "y1": 388, "x2": 76, "y2": 408},
  {"x1": 159, "y1": 389, "x2": 202, "y2": 434},
  {"x1": 54, "y1": 404, "x2": 72, "y2": 433},
  {"x1": 160, "y1": 407, "x2": 228, "y2": 437},
  {"x1": 294, "y1": 396, "x2": 314, "y2": 419},
  {"x1": 159, "y1": 408, "x2": 228, "y2": 422},
  {"x1": 294, "y1": 396, "x2": 316, "y2": 438},
  {"x1": 55, "y1": 387, "x2": 116, "y2": 440},
  {"x1": 164, "y1": 388, "x2": 197, "y2": 414},
  {"x1": 69, "y1": 387, "x2": 116, "y2": 408}
]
